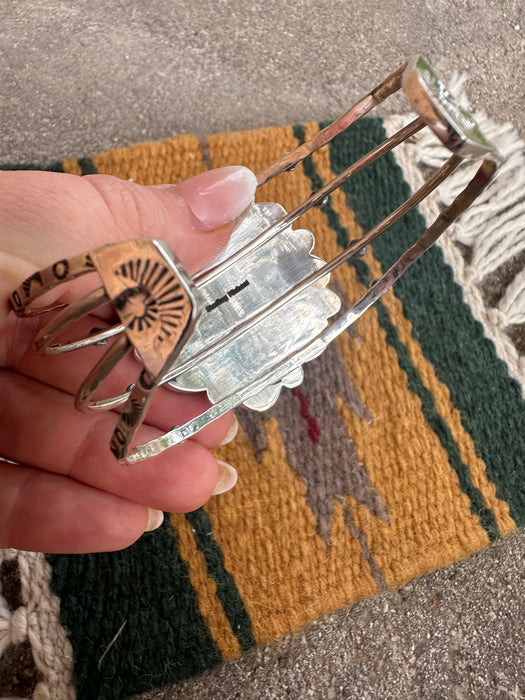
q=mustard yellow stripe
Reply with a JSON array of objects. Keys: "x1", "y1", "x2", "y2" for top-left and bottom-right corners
[
  {"x1": 170, "y1": 513, "x2": 241, "y2": 660},
  {"x1": 92, "y1": 134, "x2": 206, "y2": 184},
  {"x1": 62, "y1": 158, "x2": 82, "y2": 175}
]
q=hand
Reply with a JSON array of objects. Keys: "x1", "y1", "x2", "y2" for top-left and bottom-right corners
[{"x1": 0, "y1": 165, "x2": 257, "y2": 553}]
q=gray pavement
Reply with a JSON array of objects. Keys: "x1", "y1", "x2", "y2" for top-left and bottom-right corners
[
  {"x1": 1, "y1": 2, "x2": 524, "y2": 698},
  {"x1": 1, "y1": 1, "x2": 524, "y2": 164}
]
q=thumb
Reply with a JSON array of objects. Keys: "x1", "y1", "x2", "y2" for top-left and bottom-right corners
[
  {"x1": 143, "y1": 165, "x2": 258, "y2": 272},
  {"x1": 0, "y1": 166, "x2": 257, "y2": 323}
]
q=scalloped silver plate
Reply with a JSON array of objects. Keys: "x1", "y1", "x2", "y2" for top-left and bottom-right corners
[{"x1": 167, "y1": 202, "x2": 340, "y2": 410}]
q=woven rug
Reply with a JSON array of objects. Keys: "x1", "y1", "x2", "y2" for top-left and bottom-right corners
[{"x1": 1, "y1": 111, "x2": 524, "y2": 700}]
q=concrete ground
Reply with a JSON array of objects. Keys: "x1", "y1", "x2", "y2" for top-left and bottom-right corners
[{"x1": 1, "y1": 2, "x2": 524, "y2": 698}]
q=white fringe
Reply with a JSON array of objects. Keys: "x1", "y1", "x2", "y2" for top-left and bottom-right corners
[
  {"x1": 383, "y1": 81, "x2": 525, "y2": 397},
  {"x1": 0, "y1": 548, "x2": 76, "y2": 699}
]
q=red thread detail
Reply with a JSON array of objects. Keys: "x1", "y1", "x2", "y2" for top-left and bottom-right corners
[{"x1": 292, "y1": 387, "x2": 321, "y2": 443}]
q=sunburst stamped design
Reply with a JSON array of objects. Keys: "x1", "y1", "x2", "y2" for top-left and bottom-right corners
[
  {"x1": 84, "y1": 239, "x2": 199, "y2": 459},
  {"x1": 91, "y1": 240, "x2": 196, "y2": 377}
]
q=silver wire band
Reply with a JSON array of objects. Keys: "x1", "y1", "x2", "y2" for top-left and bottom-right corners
[{"x1": 126, "y1": 157, "x2": 498, "y2": 463}]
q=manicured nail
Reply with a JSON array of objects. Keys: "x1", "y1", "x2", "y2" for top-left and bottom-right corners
[
  {"x1": 219, "y1": 416, "x2": 239, "y2": 445},
  {"x1": 213, "y1": 460, "x2": 238, "y2": 495},
  {"x1": 172, "y1": 166, "x2": 257, "y2": 230},
  {"x1": 145, "y1": 508, "x2": 164, "y2": 531}
]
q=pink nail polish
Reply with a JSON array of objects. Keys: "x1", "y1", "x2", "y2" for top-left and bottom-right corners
[
  {"x1": 173, "y1": 166, "x2": 257, "y2": 230},
  {"x1": 145, "y1": 508, "x2": 164, "y2": 531},
  {"x1": 213, "y1": 460, "x2": 238, "y2": 495}
]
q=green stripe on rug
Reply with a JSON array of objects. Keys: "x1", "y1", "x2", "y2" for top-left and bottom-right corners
[
  {"x1": 323, "y1": 118, "x2": 525, "y2": 526},
  {"x1": 77, "y1": 157, "x2": 98, "y2": 175},
  {"x1": 47, "y1": 517, "x2": 222, "y2": 700},
  {"x1": 293, "y1": 124, "x2": 501, "y2": 540},
  {"x1": 186, "y1": 509, "x2": 256, "y2": 652},
  {"x1": 0, "y1": 161, "x2": 64, "y2": 171}
]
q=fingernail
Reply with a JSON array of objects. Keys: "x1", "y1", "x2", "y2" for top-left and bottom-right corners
[
  {"x1": 172, "y1": 166, "x2": 257, "y2": 231},
  {"x1": 145, "y1": 508, "x2": 164, "y2": 531},
  {"x1": 213, "y1": 460, "x2": 238, "y2": 495},
  {"x1": 219, "y1": 416, "x2": 239, "y2": 445}
]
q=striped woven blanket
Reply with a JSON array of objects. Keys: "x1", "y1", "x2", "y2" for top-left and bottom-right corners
[{"x1": 1, "y1": 111, "x2": 524, "y2": 700}]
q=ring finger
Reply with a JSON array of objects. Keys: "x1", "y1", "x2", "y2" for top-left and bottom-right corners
[{"x1": 0, "y1": 369, "x2": 230, "y2": 513}]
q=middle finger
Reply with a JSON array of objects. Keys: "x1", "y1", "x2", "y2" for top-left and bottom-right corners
[
  {"x1": 5, "y1": 312, "x2": 234, "y2": 448},
  {"x1": 0, "y1": 368, "x2": 223, "y2": 513}
]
